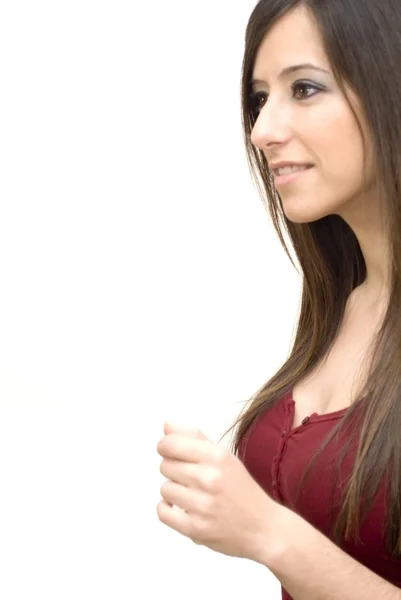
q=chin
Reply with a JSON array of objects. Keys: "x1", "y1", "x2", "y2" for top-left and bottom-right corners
[
  {"x1": 282, "y1": 210, "x2": 329, "y2": 224},
  {"x1": 281, "y1": 199, "x2": 331, "y2": 224}
]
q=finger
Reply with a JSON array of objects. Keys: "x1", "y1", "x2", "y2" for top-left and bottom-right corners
[
  {"x1": 164, "y1": 422, "x2": 208, "y2": 440},
  {"x1": 156, "y1": 499, "x2": 193, "y2": 538},
  {"x1": 157, "y1": 434, "x2": 216, "y2": 463},
  {"x1": 160, "y1": 458, "x2": 199, "y2": 487},
  {"x1": 160, "y1": 480, "x2": 195, "y2": 512}
]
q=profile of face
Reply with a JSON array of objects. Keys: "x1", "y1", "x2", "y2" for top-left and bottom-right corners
[{"x1": 250, "y1": 5, "x2": 376, "y2": 224}]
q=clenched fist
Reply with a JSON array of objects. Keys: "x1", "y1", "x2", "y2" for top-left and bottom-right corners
[{"x1": 156, "y1": 422, "x2": 282, "y2": 564}]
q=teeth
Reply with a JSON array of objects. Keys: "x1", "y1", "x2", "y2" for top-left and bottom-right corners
[{"x1": 276, "y1": 165, "x2": 310, "y2": 175}]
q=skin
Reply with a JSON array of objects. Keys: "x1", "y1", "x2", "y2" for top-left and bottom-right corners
[
  {"x1": 250, "y1": 4, "x2": 390, "y2": 305},
  {"x1": 157, "y1": 422, "x2": 280, "y2": 563},
  {"x1": 157, "y1": 426, "x2": 401, "y2": 599},
  {"x1": 156, "y1": 4, "x2": 394, "y2": 577}
]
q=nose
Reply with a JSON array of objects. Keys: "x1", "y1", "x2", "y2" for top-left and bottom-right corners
[{"x1": 250, "y1": 102, "x2": 292, "y2": 151}]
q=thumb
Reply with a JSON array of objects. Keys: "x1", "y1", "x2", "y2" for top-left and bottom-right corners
[{"x1": 164, "y1": 421, "x2": 208, "y2": 440}]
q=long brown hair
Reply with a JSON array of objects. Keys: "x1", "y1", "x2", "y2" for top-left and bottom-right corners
[{"x1": 222, "y1": 0, "x2": 401, "y2": 558}]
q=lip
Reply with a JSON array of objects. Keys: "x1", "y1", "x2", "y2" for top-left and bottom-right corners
[
  {"x1": 270, "y1": 161, "x2": 314, "y2": 170},
  {"x1": 272, "y1": 165, "x2": 314, "y2": 187}
]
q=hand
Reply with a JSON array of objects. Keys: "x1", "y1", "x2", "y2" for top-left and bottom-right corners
[{"x1": 156, "y1": 422, "x2": 280, "y2": 563}]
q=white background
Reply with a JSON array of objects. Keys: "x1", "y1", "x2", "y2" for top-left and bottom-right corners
[{"x1": 0, "y1": 1, "x2": 301, "y2": 598}]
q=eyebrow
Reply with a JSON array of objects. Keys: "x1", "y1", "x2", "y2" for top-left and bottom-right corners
[{"x1": 250, "y1": 63, "x2": 331, "y2": 87}]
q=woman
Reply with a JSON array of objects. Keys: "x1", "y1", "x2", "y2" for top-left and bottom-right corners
[{"x1": 156, "y1": 1, "x2": 401, "y2": 598}]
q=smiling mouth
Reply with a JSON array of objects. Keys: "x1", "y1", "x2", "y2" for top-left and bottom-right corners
[
  {"x1": 273, "y1": 164, "x2": 313, "y2": 176},
  {"x1": 273, "y1": 165, "x2": 314, "y2": 187}
]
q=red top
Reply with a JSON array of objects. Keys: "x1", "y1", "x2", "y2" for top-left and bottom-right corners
[{"x1": 238, "y1": 390, "x2": 401, "y2": 599}]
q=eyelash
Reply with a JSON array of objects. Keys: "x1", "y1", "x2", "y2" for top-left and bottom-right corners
[{"x1": 249, "y1": 81, "x2": 323, "y2": 116}]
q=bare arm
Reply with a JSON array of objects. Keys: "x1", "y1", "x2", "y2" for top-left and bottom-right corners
[{"x1": 261, "y1": 504, "x2": 401, "y2": 600}]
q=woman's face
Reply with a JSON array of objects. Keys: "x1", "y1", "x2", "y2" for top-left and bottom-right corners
[{"x1": 250, "y1": 5, "x2": 375, "y2": 224}]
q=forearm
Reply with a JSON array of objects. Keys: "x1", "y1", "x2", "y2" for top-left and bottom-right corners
[{"x1": 260, "y1": 504, "x2": 401, "y2": 600}]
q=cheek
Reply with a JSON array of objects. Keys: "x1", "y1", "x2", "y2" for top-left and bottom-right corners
[
  {"x1": 303, "y1": 104, "x2": 366, "y2": 190},
  {"x1": 280, "y1": 107, "x2": 369, "y2": 223}
]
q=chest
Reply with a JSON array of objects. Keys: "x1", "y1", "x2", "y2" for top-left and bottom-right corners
[{"x1": 291, "y1": 301, "x2": 381, "y2": 428}]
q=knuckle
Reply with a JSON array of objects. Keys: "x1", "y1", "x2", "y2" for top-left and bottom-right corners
[
  {"x1": 189, "y1": 520, "x2": 203, "y2": 540},
  {"x1": 200, "y1": 467, "x2": 222, "y2": 491},
  {"x1": 197, "y1": 493, "x2": 213, "y2": 515},
  {"x1": 159, "y1": 458, "x2": 169, "y2": 477},
  {"x1": 158, "y1": 437, "x2": 176, "y2": 457},
  {"x1": 189, "y1": 517, "x2": 210, "y2": 543},
  {"x1": 160, "y1": 480, "x2": 171, "y2": 497},
  {"x1": 214, "y1": 447, "x2": 228, "y2": 465},
  {"x1": 166, "y1": 438, "x2": 176, "y2": 454},
  {"x1": 157, "y1": 439, "x2": 166, "y2": 456},
  {"x1": 156, "y1": 501, "x2": 167, "y2": 523},
  {"x1": 186, "y1": 462, "x2": 199, "y2": 481}
]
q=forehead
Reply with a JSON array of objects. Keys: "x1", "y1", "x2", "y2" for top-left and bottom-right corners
[{"x1": 252, "y1": 5, "x2": 330, "y2": 79}]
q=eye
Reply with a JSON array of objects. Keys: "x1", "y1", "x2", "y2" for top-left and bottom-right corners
[
  {"x1": 248, "y1": 91, "x2": 267, "y2": 118},
  {"x1": 248, "y1": 80, "x2": 323, "y2": 119},
  {"x1": 291, "y1": 80, "x2": 321, "y2": 100}
]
